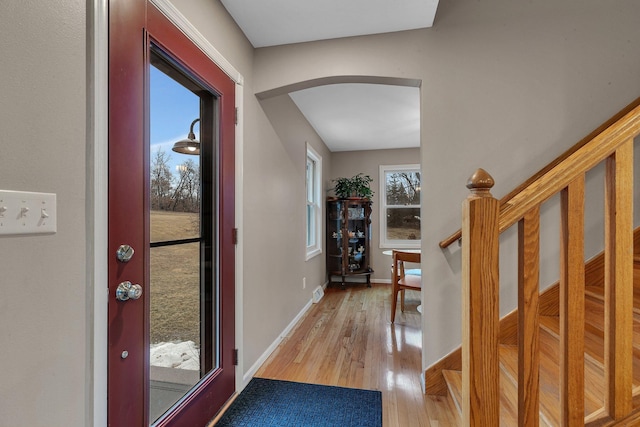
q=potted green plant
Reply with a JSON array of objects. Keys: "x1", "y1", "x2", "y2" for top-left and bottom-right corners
[
  {"x1": 350, "y1": 173, "x2": 373, "y2": 199},
  {"x1": 330, "y1": 174, "x2": 374, "y2": 199},
  {"x1": 331, "y1": 176, "x2": 353, "y2": 199}
]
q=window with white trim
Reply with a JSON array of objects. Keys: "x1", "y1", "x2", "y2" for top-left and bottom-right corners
[
  {"x1": 306, "y1": 144, "x2": 322, "y2": 259},
  {"x1": 379, "y1": 164, "x2": 421, "y2": 248}
]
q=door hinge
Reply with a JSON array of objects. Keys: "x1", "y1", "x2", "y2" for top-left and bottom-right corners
[
  {"x1": 232, "y1": 228, "x2": 238, "y2": 245},
  {"x1": 233, "y1": 348, "x2": 239, "y2": 366},
  {"x1": 235, "y1": 107, "x2": 238, "y2": 125}
]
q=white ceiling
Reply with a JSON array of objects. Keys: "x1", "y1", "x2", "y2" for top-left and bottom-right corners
[
  {"x1": 220, "y1": 0, "x2": 438, "y2": 151},
  {"x1": 219, "y1": 0, "x2": 439, "y2": 48},
  {"x1": 290, "y1": 83, "x2": 420, "y2": 152}
]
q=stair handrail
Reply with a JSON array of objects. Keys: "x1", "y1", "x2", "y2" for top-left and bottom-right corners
[
  {"x1": 497, "y1": 102, "x2": 640, "y2": 231},
  {"x1": 461, "y1": 99, "x2": 640, "y2": 425},
  {"x1": 440, "y1": 96, "x2": 640, "y2": 249}
]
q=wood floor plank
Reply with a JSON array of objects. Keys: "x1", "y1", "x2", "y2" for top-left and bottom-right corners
[{"x1": 255, "y1": 283, "x2": 455, "y2": 426}]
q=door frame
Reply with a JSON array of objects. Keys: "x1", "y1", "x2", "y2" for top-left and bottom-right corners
[{"x1": 89, "y1": 0, "x2": 245, "y2": 424}]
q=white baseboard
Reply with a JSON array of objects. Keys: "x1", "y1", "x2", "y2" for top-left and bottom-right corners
[{"x1": 242, "y1": 298, "x2": 313, "y2": 387}]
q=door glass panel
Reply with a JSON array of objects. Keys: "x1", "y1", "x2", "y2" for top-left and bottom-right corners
[
  {"x1": 149, "y1": 242, "x2": 200, "y2": 421},
  {"x1": 149, "y1": 54, "x2": 217, "y2": 424}
]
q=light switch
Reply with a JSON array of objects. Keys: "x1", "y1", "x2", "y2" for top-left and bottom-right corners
[{"x1": 0, "y1": 190, "x2": 57, "y2": 236}]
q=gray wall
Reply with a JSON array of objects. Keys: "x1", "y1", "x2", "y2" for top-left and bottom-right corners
[
  {"x1": 0, "y1": 1, "x2": 87, "y2": 426},
  {"x1": 252, "y1": 0, "x2": 640, "y2": 370},
  {"x1": 259, "y1": 94, "x2": 332, "y2": 294},
  {"x1": 242, "y1": 92, "x2": 332, "y2": 368}
]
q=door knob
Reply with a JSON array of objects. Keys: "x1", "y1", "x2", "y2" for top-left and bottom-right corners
[
  {"x1": 115, "y1": 281, "x2": 143, "y2": 301},
  {"x1": 116, "y1": 244, "x2": 135, "y2": 262}
]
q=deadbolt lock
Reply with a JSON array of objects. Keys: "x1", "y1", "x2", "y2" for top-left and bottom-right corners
[{"x1": 116, "y1": 245, "x2": 135, "y2": 262}]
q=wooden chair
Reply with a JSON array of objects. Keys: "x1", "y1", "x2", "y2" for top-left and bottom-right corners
[{"x1": 391, "y1": 250, "x2": 422, "y2": 323}]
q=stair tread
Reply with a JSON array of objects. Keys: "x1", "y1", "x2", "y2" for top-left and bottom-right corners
[
  {"x1": 541, "y1": 309, "x2": 640, "y2": 387},
  {"x1": 499, "y1": 345, "x2": 559, "y2": 425},
  {"x1": 499, "y1": 327, "x2": 605, "y2": 424},
  {"x1": 442, "y1": 370, "x2": 462, "y2": 417},
  {"x1": 539, "y1": 316, "x2": 607, "y2": 366},
  {"x1": 585, "y1": 284, "x2": 640, "y2": 316},
  {"x1": 582, "y1": 293, "x2": 640, "y2": 340},
  {"x1": 442, "y1": 368, "x2": 526, "y2": 426},
  {"x1": 442, "y1": 332, "x2": 640, "y2": 423},
  {"x1": 437, "y1": 255, "x2": 640, "y2": 424}
]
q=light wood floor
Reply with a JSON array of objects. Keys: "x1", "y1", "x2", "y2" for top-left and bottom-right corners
[{"x1": 254, "y1": 282, "x2": 458, "y2": 426}]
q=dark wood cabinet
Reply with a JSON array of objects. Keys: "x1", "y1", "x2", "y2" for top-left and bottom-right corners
[{"x1": 326, "y1": 198, "x2": 374, "y2": 288}]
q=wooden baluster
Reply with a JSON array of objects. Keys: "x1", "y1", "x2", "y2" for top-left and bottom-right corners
[
  {"x1": 462, "y1": 168, "x2": 500, "y2": 427},
  {"x1": 604, "y1": 140, "x2": 634, "y2": 418},
  {"x1": 518, "y1": 206, "x2": 540, "y2": 427},
  {"x1": 560, "y1": 176, "x2": 585, "y2": 426}
]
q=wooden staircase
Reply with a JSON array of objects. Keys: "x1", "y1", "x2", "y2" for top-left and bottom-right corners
[
  {"x1": 440, "y1": 258, "x2": 640, "y2": 425},
  {"x1": 433, "y1": 97, "x2": 640, "y2": 426}
]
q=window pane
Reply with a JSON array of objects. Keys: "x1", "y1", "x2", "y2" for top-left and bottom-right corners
[
  {"x1": 149, "y1": 242, "x2": 202, "y2": 421},
  {"x1": 306, "y1": 146, "x2": 322, "y2": 257},
  {"x1": 306, "y1": 158, "x2": 315, "y2": 202},
  {"x1": 150, "y1": 65, "x2": 201, "y2": 243},
  {"x1": 385, "y1": 171, "x2": 421, "y2": 206},
  {"x1": 386, "y1": 207, "x2": 421, "y2": 240},
  {"x1": 150, "y1": 242, "x2": 201, "y2": 348},
  {"x1": 307, "y1": 204, "x2": 315, "y2": 247},
  {"x1": 151, "y1": 210, "x2": 200, "y2": 242}
]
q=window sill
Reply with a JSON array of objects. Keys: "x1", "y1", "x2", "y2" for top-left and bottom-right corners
[
  {"x1": 305, "y1": 248, "x2": 322, "y2": 261},
  {"x1": 380, "y1": 241, "x2": 421, "y2": 249}
]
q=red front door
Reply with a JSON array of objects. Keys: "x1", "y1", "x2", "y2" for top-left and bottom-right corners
[{"x1": 108, "y1": 2, "x2": 236, "y2": 425}]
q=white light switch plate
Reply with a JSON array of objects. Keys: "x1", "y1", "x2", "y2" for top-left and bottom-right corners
[{"x1": 0, "y1": 190, "x2": 57, "y2": 236}]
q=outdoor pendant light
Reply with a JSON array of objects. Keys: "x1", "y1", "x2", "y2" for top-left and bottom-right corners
[{"x1": 171, "y1": 118, "x2": 200, "y2": 155}]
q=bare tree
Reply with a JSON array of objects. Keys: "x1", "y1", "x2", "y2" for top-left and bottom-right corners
[
  {"x1": 386, "y1": 171, "x2": 421, "y2": 230},
  {"x1": 151, "y1": 149, "x2": 173, "y2": 210},
  {"x1": 171, "y1": 159, "x2": 200, "y2": 212},
  {"x1": 387, "y1": 172, "x2": 421, "y2": 205},
  {"x1": 398, "y1": 172, "x2": 420, "y2": 204}
]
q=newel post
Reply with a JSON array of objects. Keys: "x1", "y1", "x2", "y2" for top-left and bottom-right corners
[{"x1": 462, "y1": 168, "x2": 500, "y2": 426}]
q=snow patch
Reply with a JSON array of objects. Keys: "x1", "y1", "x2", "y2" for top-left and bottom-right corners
[{"x1": 150, "y1": 341, "x2": 200, "y2": 371}]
